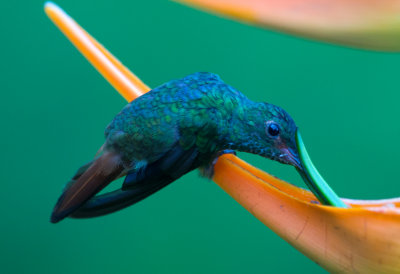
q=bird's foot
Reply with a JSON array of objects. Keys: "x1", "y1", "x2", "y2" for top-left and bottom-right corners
[{"x1": 200, "y1": 149, "x2": 236, "y2": 179}]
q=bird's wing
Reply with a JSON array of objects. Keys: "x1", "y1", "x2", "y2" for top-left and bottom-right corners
[
  {"x1": 70, "y1": 143, "x2": 199, "y2": 218},
  {"x1": 122, "y1": 143, "x2": 199, "y2": 188}
]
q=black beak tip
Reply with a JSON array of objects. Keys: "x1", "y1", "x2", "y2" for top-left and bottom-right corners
[
  {"x1": 293, "y1": 159, "x2": 304, "y2": 172},
  {"x1": 282, "y1": 147, "x2": 303, "y2": 171}
]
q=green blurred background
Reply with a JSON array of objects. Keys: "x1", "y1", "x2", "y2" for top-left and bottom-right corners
[{"x1": 2, "y1": 0, "x2": 400, "y2": 273}]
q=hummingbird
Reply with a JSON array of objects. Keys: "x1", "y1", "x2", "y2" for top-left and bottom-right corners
[{"x1": 51, "y1": 72, "x2": 305, "y2": 223}]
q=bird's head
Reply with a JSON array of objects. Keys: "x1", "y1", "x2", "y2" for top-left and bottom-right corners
[{"x1": 245, "y1": 102, "x2": 302, "y2": 171}]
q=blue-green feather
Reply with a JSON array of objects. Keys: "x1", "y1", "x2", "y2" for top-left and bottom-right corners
[{"x1": 66, "y1": 72, "x2": 299, "y2": 219}]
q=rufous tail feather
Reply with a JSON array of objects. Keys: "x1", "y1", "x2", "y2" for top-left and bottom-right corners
[{"x1": 50, "y1": 151, "x2": 124, "y2": 223}]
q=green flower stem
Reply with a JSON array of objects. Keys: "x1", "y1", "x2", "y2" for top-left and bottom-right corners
[{"x1": 296, "y1": 131, "x2": 348, "y2": 208}]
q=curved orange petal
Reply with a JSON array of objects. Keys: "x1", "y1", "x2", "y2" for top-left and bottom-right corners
[
  {"x1": 175, "y1": 0, "x2": 400, "y2": 51},
  {"x1": 214, "y1": 155, "x2": 400, "y2": 273},
  {"x1": 44, "y1": 2, "x2": 400, "y2": 272},
  {"x1": 44, "y1": 2, "x2": 148, "y2": 101}
]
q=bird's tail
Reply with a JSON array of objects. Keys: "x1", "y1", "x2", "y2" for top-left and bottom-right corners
[{"x1": 50, "y1": 151, "x2": 124, "y2": 223}]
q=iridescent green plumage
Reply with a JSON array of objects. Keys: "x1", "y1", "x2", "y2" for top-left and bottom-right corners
[
  {"x1": 51, "y1": 72, "x2": 300, "y2": 223},
  {"x1": 105, "y1": 72, "x2": 296, "y2": 167}
]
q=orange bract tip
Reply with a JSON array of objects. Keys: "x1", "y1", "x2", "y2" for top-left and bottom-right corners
[
  {"x1": 44, "y1": 1, "x2": 150, "y2": 101},
  {"x1": 176, "y1": 0, "x2": 400, "y2": 51}
]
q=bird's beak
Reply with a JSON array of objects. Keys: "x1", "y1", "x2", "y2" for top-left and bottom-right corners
[
  {"x1": 280, "y1": 146, "x2": 311, "y2": 192},
  {"x1": 280, "y1": 146, "x2": 302, "y2": 171}
]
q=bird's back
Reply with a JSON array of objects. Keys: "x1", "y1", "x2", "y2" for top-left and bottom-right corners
[{"x1": 104, "y1": 72, "x2": 249, "y2": 164}]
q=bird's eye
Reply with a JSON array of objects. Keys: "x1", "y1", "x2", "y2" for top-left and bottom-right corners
[{"x1": 267, "y1": 122, "x2": 280, "y2": 137}]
